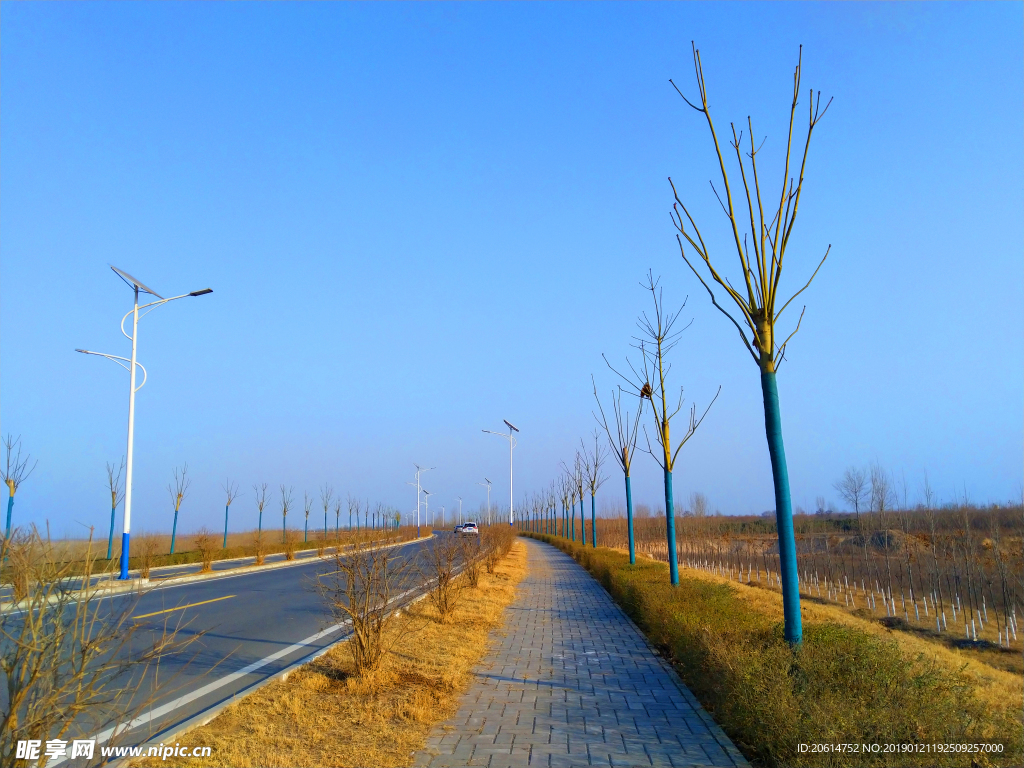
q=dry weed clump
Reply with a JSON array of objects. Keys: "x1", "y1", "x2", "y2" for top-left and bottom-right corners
[
  {"x1": 137, "y1": 534, "x2": 160, "y2": 579},
  {"x1": 283, "y1": 530, "x2": 296, "y2": 561},
  {"x1": 130, "y1": 539, "x2": 528, "y2": 768},
  {"x1": 251, "y1": 531, "x2": 266, "y2": 566},
  {"x1": 532, "y1": 533, "x2": 1022, "y2": 768},
  {"x1": 193, "y1": 528, "x2": 217, "y2": 573}
]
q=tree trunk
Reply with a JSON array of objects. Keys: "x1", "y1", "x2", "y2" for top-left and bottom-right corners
[
  {"x1": 625, "y1": 474, "x2": 636, "y2": 564},
  {"x1": 664, "y1": 466, "x2": 678, "y2": 585},
  {"x1": 760, "y1": 369, "x2": 803, "y2": 644}
]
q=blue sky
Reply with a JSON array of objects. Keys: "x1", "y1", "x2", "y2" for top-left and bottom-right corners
[{"x1": 2, "y1": 2, "x2": 1021, "y2": 537}]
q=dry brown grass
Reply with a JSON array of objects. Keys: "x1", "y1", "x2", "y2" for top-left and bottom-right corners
[
  {"x1": 674, "y1": 558, "x2": 1024, "y2": 720},
  {"x1": 131, "y1": 539, "x2": 528, "y2": 768}
]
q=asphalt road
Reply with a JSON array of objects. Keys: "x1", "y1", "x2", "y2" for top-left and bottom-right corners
[{"x1": 42, "y1": 533, "x2": 448, "y2": 764}]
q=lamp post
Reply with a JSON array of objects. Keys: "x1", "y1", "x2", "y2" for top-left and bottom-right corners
[
  {"x1": 77, "y1": 266, "x2": 212, "y2": 580},
  {"x1": 483, "y1": 420, "x2": 518, "y2": 526},
  {"x1": 407, "y1": 464, "x2": 434, "y2": 538},
  {"x1": 457, "y1": 496, "x2": 463, "y2": 525},
  {"x1": 423, "y1": 490, "x2": 431, "y2": 531},
  {"x1": 476, "y1": 478, "x2": 492, "y2": 525}
]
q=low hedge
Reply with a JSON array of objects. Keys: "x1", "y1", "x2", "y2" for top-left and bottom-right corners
[{"x1": 526, "y1": 533, "x2": 1021, "y2": 768}]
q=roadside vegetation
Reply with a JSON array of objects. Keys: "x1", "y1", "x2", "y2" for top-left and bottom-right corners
[
  {"x1": 0, "y1": 528, "x2": 193, "y2": 766},
  {"x1": 130, "y1": 525, "x2": 523, "y2": 768},
  {"x1": 527, "y1": 533, "x2": 1022, "y2": 768}
]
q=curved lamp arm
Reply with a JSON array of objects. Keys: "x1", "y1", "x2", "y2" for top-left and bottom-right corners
[
  {"x1": 75, "y1": 349, "x2": 148, "y2": 391},
  {"x1": 120, "y1": 289, "x2": 213, "y2": 340}
]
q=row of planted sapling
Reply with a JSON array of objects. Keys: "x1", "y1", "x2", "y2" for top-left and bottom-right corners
[
  {"x1": 525, "y1": 43, "x2": 848, "y2": 648},
  {"x1": 0, "y1": 433, "x2": 416, "y2": 584}
]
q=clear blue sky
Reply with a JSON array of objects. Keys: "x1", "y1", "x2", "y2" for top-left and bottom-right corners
[{"x1": 2, "y1": 2, "x2": 1021, "y2": 537}]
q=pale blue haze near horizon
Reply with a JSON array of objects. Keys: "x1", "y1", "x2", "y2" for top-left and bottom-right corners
[{"x1": 1, "y1": 2, "x2": 1021, "y2": 538}]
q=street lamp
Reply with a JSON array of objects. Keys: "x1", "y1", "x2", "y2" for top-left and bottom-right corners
[
  {"x1": 476, "y1": 478, "x2": 492, "y2": 525},
  {"x1": 407, "y1": 464, "x2": 434, "y2": 538},
  {"x1": 77, "y1": 266, "x2": 212, "y2": 580},
  {"x1": 423, "y1": 490, "x2": 431, "y2": 531},
  {"x1": 483, "y1": 420, "x2": 518, "y2": 526},
  {"x1": 457, "y1": 496, "x2": 463, "y2": 525}
]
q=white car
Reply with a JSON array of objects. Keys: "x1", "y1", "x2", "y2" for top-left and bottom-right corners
[{"x1": 459, "y1": 522, "x2": 479, "y2": 536}]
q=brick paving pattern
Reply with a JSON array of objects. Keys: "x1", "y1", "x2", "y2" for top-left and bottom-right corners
[{"x1": 414, "y1": 537, "x2": 749, "y2": 768}]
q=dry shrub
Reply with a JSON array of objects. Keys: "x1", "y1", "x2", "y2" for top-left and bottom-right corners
[
  {"x1": 3, "y1": 529, "x2": 32, "y2": 602},
  {"x1": 315, "y1": 529, "x2": 326, "y2": 557},
  {"x1": 317, "y1": 533, "x2": 421, "y2": 676},
  {"x1": 136, "y1": 534, "x2": 160, "y2": 579},
  {"x1": 425, "y1": 534, "x2": 464, "y2": 623},
  {"x1": 1, "y1": 527, "x2": 193, "y2": 764},
  {"x1": 252, "y1": 531, "x2": 266, "y2": 566},
  {"x1": 482, "y1": 524, "x2": 514, "y2": 574},
  {"x1": 458, "y1": 535, "x2": 482, "y2": 588},
  {"x1": 283, "y1": 530, "x2": 296, "y2": 561},
  {"x1": 193, "y1": 527, "x2": 217, "y2": 573}
]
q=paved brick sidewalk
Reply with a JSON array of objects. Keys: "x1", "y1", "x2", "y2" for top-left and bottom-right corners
[{"x1": 414, "y1": 538, "x2": 749, "y2": 768}]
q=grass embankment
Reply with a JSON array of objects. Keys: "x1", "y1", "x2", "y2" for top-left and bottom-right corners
[
  {"x1": 528, "y1": 533, "x2": 1022, "y2": 768},
  {"x1": 131, "y1": 538, "x2": 528, "y2": 768}
]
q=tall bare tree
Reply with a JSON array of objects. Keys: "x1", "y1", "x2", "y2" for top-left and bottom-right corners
[
  {"x1": 667, "y1": 44, "x2": 831, "y2": 642},
  {"x1": 280, "y1": 485, "x2": 293, "y2": 544},
  {"x1": 167, "y1": 464, "x2": 190, "y2": 555},
  {"x1": 320, "y1": 483, "x2": 334, "y2": 544},
  {"x1": 222, "y1": 479, "x2": 240, "y2": 549},
  {"x1": 835, "y1": 466, "x2": 870, "y2": 574},
  {"x1": 581, "y1": 431, "x2": 608, "y2": 549},
  {"x1": 105, "y1": 458, "x2": 126, "y2": 561},
  {"x1": 303, "y1": 491, "x2": 313, "y2": 544},
  {"x1": 2, "y1": 435, "x2": 37, "y2": 542},
  {"x1": 606, "y1": 273, "x2": 718, "y2": 586},
  {"x1": 594, "y1": 377, "x2": 644, "y2": 563},
  {"x1": 253, "y1": 482, "x2": 270, "y2": 535}
]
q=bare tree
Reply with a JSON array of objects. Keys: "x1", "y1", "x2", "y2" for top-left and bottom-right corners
[
  {"x1": 690, "y1": 492, "x2": 709, "y2": 518},
  {"x1": 280, "y1": 485, "x2": 293, "y2": 543},
  {"x1": 835, "y1": 466, "x2": 870, "y2": 575},
  {"x1": 594, "y1": 377, "x2": 644, "y2": 563},
  {"x1": 581, "y1": 430, "x2": 608, "y2": 549},
  {"x1": 319, "y1": 484, "x2": 334, "y2": 551},
  {"x1": 605, "y1": 272, "x2": 719, "y2": 586},
  {"x1": 222, "y1": 479, "x2": 240, "y2": 549},
  {"x1": 167, "y1": 464, "x2": 190, "y2": 555},
  {"x1": 105, "y1": 458, "x2": 126, "y2": 562},
  {"x1": 668, "y1": 43, "x2": 831, "y2": 644},
  {"x1": 253, "y1": 482, "x2": 270, "y2": 535},
  {"x1": 2, "y1": 435, "x2": 38, "y2": 541},
  {"x1": 303, "y1": 491, "x2": 313, "y2": 544}
]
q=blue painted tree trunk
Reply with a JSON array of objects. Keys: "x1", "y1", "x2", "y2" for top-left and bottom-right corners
[
  {"x1": 761, "y1": 370, "x2": 803, "y2": 644},
  {"x1": 5, "y1": 494, "x2": 13, "y2": 540},
  {"x1": 223, "y1": 505, "x2": 229, "y2": 549},
  {"x1": 625, "y1": 474, "x2": 635, "y2": 565},
  {"x1": 664, "y1": 467, "x2": 678, "y2": 585},
  {"x1": 170, "y1": 510, "x2": 179, "y2": 555},
  {"x1": 570, "y1": 504, "x2": 576, "y2": 542},
  {"x1": 304, "y1": 518, "x2": 308, "y2": 543},
  {"x1": 107, "y1": 504, "x2": 117, "y2": 561},
  {"x1": 325, "y1": 512, "x2": 328, "y2": 540},
  {"x1": 282, "y1": 515, "x2": 286, "y2": 543},
  {"x1": 590, "y1": 494, "x2": 597, "y2": 548},
  {"x1": 258, "y1": 511, "x2": 263, "y2": 535}
]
